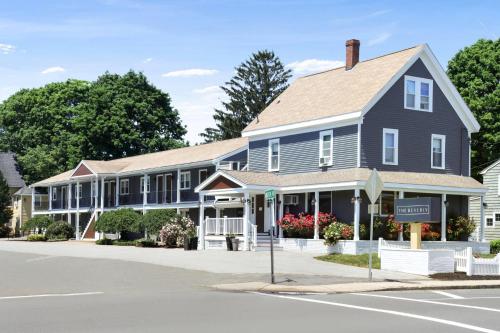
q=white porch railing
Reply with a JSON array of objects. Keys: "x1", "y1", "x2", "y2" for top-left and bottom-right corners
[{"x1": 205, "y1": 217, "x2": 244, "y2": 235}]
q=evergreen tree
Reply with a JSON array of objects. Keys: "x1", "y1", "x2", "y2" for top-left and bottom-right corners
[
  {"x1": 447, "y1": 39, "x2": 500, "y2": 178},
  {"x1": 201, "y1": 50, "x2": 292, "y2": 142},
  {"x1": 0, "y1": 173, "x2": 12, "y2": 225}
]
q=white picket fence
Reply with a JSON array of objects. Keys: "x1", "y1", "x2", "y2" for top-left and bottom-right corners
[{"x1": 379, "y1": 238, "x2": 500, "y2": 276}]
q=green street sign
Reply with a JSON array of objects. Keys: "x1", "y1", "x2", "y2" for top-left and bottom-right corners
[{"x1": 265, "y1": 189, "x2": 275, "y2": 200}]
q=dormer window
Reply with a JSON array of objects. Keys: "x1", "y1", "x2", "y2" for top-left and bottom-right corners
[
  {"x1": 319, "y1": 130, "x2": 333, "y2": 166},
  {"x1": 404, "y1": 75, "x2": 433, "y2": 112}
]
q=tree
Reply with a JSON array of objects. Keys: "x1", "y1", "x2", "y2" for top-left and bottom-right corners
[
  {"x1": 138, "y1": 209, "x2": 177, "y2": 236},
  {"x1": 447, "y1": 39, "x2": 500, "y2": 178},
  {"x1": 21, "y1": 215, "x2": 53, "y2": 233},
  {"x1": 201, "y1": 50, "x2": 292, "y2": 142},
  {"x1": 0, "y1": 173, "x2": 12, "y2": 225},
  {"x1": 0, "y1": 71, "x2": 187, "y2": 183}
]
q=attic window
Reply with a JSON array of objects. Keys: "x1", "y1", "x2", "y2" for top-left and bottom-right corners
[{"x1": 404, "y1": 75, "x2": 433, "y2": 112}]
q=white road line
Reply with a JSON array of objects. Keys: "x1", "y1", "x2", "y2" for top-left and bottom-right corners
[
  {"x1": 252, "y1": 292, "x2": 500, "y2": 333},
  {"x1": 351, "y1": 293, "x2": 500, "y2": 313},
  {"x1": 26, "y1": 255, "x2": 58, "y2": 263},
  {"x1": 429, "y1": 296, "x2": 500, "y2": 301},
  {"x1": 0, "y1": 292, "x2": 104, "y2": 301},
  {"x1": 432, "y1": 290, "x2": 465, "y2": 299}
]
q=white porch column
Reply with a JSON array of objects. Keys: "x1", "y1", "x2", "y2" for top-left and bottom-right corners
[
  {"x1": 115, "y1": 176, "x2": 119, "y2": 207},
  {"x1": 479, "y1": 196, "x2": 485, "y2": 242},
  {"x1": 198, "y1": 194, "x2": 205, "y2": 250},
  {"x1": 48, "y1": 186, "x2": 52, "y2": 211},
  {"x1": 243, "y1": 192, "x2": 250, "y2": 250},
  {"x1": 215, "y1": 208, "x2": 221, "y2": 235},
  {"x1": 314, "y1": 191, "x2": 319, "y2": 240},
  {"x1": 100, "y1": 177, "x2": 105, "y2": 213},
  {"x1": 176, "y1": 168, "x2": 181, "y2": 203},
  {"x1": 398, "y1": 191, "x2": 404, "y2": 241},
  {"x1": 305, "y1": 192, "x2": 309, "y2": 213},
  {"x1": 94, "y1": 178, "x2": 99, "y2": 220},
  {"x1": 353, "y1": 189, "x2": 360, "y2": 241},
  {"x1": 142, "y1": 174, "x2": 148, "y2": 214},
  {"x1": 441, "y1": 194, "x2": 447, "y2": 241},
  {"x1": 67, "y1": 183, "x2": 72, "y2": 224},
  {"x1": 278, "y1": 193, "x2": 284, "y2": 238},
  {"x1": 31, "y1": 186, "x2": 35, "y2": 214},
  {"x1": 76, "y1": 181, "x2": 80, "y2": 240}
]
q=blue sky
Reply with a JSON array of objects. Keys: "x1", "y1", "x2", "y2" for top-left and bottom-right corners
[{"x1": 0, "y1": 0, "x2": 498, "y2": 143}]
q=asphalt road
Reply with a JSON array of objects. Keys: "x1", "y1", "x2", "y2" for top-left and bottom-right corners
[{"x1": 1, "y1": 250, "x2": 500, "y2": 333}]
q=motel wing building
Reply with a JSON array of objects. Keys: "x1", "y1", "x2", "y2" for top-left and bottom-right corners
[{"x1": 32, "y1": 40, "x2": 487, "y2": 251}]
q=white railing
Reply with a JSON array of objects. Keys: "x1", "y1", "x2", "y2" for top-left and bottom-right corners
[
  {"x1": 455, "y1": 247, "x2": 500, "y2": 276},
  {"x1": 378, "y1": 238, "x2": 410, "y2": 257},
  {"x1": 205, "y1": 217, "x2": 244, "y2": 235},
  {"x1": 455, "y1": 247, "x2": 473, "y2": 275}
]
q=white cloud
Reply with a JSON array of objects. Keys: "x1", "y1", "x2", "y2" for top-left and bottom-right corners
[
  {"x1": 193, "y1": 85, "x2": 221, "y2": 94},
  {"x1": 0, "y1": 43, "x2": 15, "y2": 54},
  {"x1": 367, "y1": 32, "x2": 392, "y2": 46},
  {"x1": 162, "y1": 68, "x2": 218, "y2": 78},
  {"x1": 143, "y1": 57, "x2": 153, "y2": 63},
  {"x1": 41, "y1": 66, "x2": 65, "y2": 74},
  {"x1": 286, "y1": 59, "x2": 344, "y2": 75}
]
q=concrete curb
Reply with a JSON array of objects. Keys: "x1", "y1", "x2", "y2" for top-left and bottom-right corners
[{"x1": 212, "y1": 280, "x2": 500, "y2": 294}]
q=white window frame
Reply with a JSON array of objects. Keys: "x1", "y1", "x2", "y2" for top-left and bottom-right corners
[
  {"x1": 140, "y1": 176, "x2": 150, "y2": 193},
  {"x1": 52, "y1": 188, "x2": 57, "y2": 201},
  {"x1": 198, "y1": 169, "x2": 208, "y2": 184},
  {"x1": 493, "y1": 212, "x2": 500, "y2": 228},
  {"x1": 119, "y1": 179, "x2": 130, "y2": 195},
  {"x1": 382, "y1": 128, "x2": 398, "y2": 165},
  {"x1": 268, "y1": 138, "x2": 280, "y2": 172},
  {"x1": 486, "y1": 216, "x2": 495, "y2": 228},
  {"x1": 431, "y1": 134, "x2": 446, "y2": 170},
  {"x1": 76, "y1": 184, "x2": 83, "y2": 199},
  {"x1": 404, "y1": 75, "x2": 433, "y2": 112},
  {"x1": 180, "y1": 171, "x2": 191, "y2": 190},
  {"x1": 319, "y1": 130, "x2": 333, "y2": 166}
]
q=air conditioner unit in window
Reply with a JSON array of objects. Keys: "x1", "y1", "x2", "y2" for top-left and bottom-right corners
[
  {"x1": 284, "y1": 195, "x2": 299, "y2": 205},
  {"x1": 319, "y1": 157, "x2": 331, "y2": 166}
]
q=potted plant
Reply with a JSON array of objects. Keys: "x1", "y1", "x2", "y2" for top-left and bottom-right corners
[
  {"x1": 231, "y1": 237, "x2": 240, "y2": 251},
  {"x1": 225, "y1": 233, "x2": 235, "y2": 251}
]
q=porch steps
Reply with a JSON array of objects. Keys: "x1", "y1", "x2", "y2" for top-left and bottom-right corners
[{"x1": 254, "y1": 235, "x2": 283, "y2": 252}]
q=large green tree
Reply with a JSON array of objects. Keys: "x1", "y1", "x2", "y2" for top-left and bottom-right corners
[
  {"x1": 0, "y1": 71, "x2": 186, "y2": 183},
  {"x1": 201, "y1": 50, "x2": 292, "y2": 142},
  {"x1": 447, "y1": 39, "x2": 499, "y2": 178}
]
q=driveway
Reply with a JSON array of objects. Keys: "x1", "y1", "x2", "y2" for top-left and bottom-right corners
[{"x1": 0, "y1": 239, "x2": 424, "y2": 282}]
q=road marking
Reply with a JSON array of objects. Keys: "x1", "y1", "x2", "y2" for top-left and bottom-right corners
[
  {"x1": 432, "y1": 290, "x2": 465, "y2": 299},
  {"x1": 0, "y1": 292, "x2": 103, "y2": 301},
  {"x1": 26, "y1": 255, "x2": 58, "y2": 263},
  {"x1": 351, "y1": 293, "x2": 500, "y2": 313},
  {"x1": 252, "y1": 292, "x2": 500, "y2": 333},
  {"x1": 430, "y1": 296, "x2": 500, "y2": 301}
]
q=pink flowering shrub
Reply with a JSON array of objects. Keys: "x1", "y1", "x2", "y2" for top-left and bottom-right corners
[{"x1": 277, "y1": 212, "x2": 338, "y2": 238}]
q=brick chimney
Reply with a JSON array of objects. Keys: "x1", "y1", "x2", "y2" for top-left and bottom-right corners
[{"x1": 345, "y1": 39, "x2": 360, "y2": 70}]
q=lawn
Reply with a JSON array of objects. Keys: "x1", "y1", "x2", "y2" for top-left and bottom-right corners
[{"x1": 315, "y1": 253, "x2": 380, "y2": 269}]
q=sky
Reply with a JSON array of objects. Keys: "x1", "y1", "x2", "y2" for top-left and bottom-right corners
[{"x1": 0, "y1": 0, "x2": 498, "y2": 144}]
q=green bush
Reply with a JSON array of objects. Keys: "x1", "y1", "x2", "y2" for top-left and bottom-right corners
[
  {"x1": 95, "y1": 209, "x2": 141, "y2": 235},
  {"x1": 447, "y1": 216, "x2": 476, "y2": 241},
  {"x1": 112, "y1": 239, "x2": 137, "y2": 246},
  {"x1": 139, "y1": 209, "x2": 177, "y2": 235},
  {"x1": 27, "y1": 234, "x2": 47, "y2": 242},
  {"x1": 95, "y1": 238, "x2": 114, "y2": 245},
  {"x1": 135, "y1": 238, "x2": 157, "y2": 248},
  {"x1": 45, "y1": 222, "x2": 74, "y2": 240},
  {"x1": 22, "y1": 216, "x2": 53, "y2": 233},
  {"x1": 490, "y1": 240, "x2": 500, "y2": 254},
  {"x1": 0, "y1": 224, "x2": 11, "y2": 238}
]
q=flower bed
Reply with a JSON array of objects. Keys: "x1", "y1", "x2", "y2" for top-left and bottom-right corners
[{"x1": 277, "y1": 212, "x2": 339, "y2": 239}]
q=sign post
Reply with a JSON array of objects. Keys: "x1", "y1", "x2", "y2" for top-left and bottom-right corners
[
  {"x1": 265, "y1": 189, "x2": 276, "y2": 284},
  {"x1": 364, "y1": 169, "x2": 384, "y2": 281}
]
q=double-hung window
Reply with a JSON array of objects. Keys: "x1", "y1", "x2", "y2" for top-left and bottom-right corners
[
  {"x1": 382, "y1": 128, "x2": 398, "y2": 165},
  {"x1": 404, "y1": 76, "x2": 433, "y2": 112},
  {"x1": 52, "y1": 188, "x2": 57, "y2": 201},
  {"x1": 140, "y1": 176, "x2": 150, "y2": 193},
  {"x1": 120, "y1": 179, "x2": 129, "y2": 195},
  {"x1": 199, "y1": 169, "x2": 208, "y2": 184},
  {"x1": 492, "y1": 213, "x2": 500, "y2": 228},
  {"x1": 180, "y1": 171, "x2": 191, "y2": 190},
  {"x1": 76, "y1": 184, "x2": 83, "y2": 199},
  {"x1": 431, "y1": 134, "x2": 446, "y2": 169},
  {"x1": 268, "y1": 139, "x2": 280, "y2": 171},
  {"x1": 319, "y1": 130, "x2": 333, "y2": 166}
]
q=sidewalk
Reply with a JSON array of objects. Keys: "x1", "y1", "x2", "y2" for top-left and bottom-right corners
[{"x1": 213, "y1": 279, "x2": 500, "y2": 294}]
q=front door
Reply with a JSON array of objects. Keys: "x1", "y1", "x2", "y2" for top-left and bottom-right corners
[{"x1": 255, "y1": 194, "x2": 265, "y2": 233}]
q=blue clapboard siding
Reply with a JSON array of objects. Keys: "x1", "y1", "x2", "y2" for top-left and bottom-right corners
[{"x1": 248, "y1": 125, "x2": 358, "y2": 174}]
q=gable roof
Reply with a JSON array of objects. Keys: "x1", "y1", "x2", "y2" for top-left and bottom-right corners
[
  {"x1": 32, "y1": 137, "x2": 248, "y2": 186},
  {"x1": 0, "y1": 152, "x2": 25, "y2": 188},
  {"x1": 242, "y1": 44, "x2": 480, "y2": 137},
  {"x1": 480, "y1": 158, "x2": 500, "y2": 175}
]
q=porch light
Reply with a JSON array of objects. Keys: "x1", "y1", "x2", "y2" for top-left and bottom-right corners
[
  {"x1": 443, "y1": 200, "x2": 449, "y2": 207},
  {"x1": 311, "y1": 198, "x2": 316, "y2": 205},
  {"x1": 350, "y1": 196, "x2": 362, "y2": 204},
  {"x1": 240, "y1": 198, "x2": 251, "y2": 204},
  {"x1": 482, "y1": 202, "x2": 488, "y2": 208}
]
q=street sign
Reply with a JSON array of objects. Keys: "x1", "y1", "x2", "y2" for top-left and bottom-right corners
[
  {"x1": 364, "y1": 169, "x2": 383, "y2": 204},
  {"x1": 265, "y1": 189, "x2": 276, "y2": 200}
]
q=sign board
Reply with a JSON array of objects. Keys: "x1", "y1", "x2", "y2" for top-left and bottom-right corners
[
  {"x1": 395, "y1": 197, "x2": 441, "y2": 223},
  {"x1": 364, "y1": 169, "x2": 383, "y2": 204},
  {"x1": 265, "y1": 189, "x2": 275, "y2": 200}
]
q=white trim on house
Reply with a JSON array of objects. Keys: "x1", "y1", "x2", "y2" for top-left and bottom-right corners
[
  {"x1": 119, "y1": 179, "x2": 129, "y2": 195},
  {"x1": 319, "y1": 129, "x2": 333, "y2": 166},
  {"x1": 140, "y1": 175, "x2": 150, "y2": 193},
  {"x1": 268, "y1": 138, "x2": 280, "y2": 172},
  {"x1": 357, "y1": 122, "x2": 361, "y2": 168},
  {"x1": 486, "y1": 215, "x2": 495, "y2": 228},
  {"x1": 431, "y1": 134, "x2": 446, "y2": 170},
  {"x1": 404, "y1": 75, "x2": 433, "y2": 112},
  {"x1": 76, "y1": 184, "x2": 83, "y2": 199},
  {"x1": 382, "y1": 128, "x2": 398, "y2": 165},
  {"x1": 480, "y1": 158, "x2": 500, "y2": 175},
  {"x1": 180, "y1": 171, "x2": 191, "y2": 190}
]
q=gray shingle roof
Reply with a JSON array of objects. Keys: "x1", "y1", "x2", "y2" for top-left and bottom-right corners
[{"x1": 0, "y1": 152, "x2": 25, "y2": 188}]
